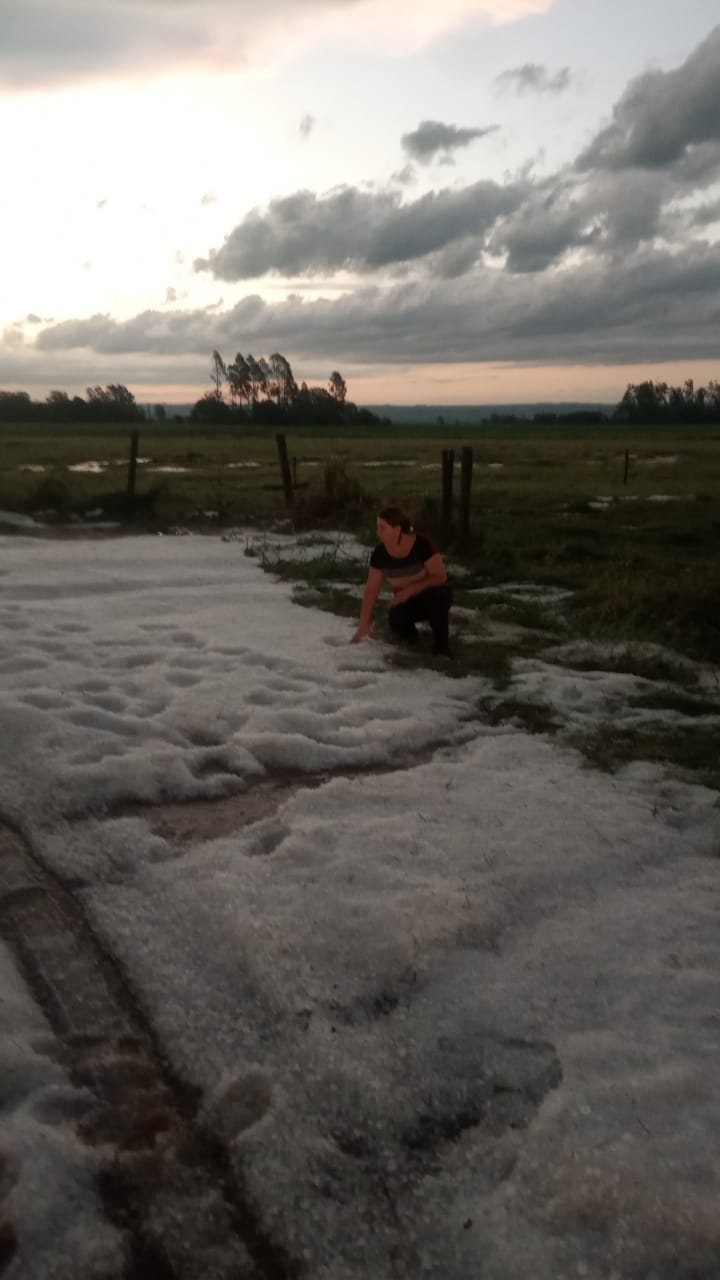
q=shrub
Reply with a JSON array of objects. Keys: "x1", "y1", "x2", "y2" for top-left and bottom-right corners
[
  {"x1": 29, "y1": 472, "x2": 71, "y2": 513},
  {"x1": 294, "y1": 455, "x2": 372, "y2": 527}
]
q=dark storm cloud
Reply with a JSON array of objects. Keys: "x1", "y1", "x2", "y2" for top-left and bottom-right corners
[
  {"x1": 578, "y1": 26, "x2": 720, "y2": 171},
  {"x1": 401, "y1": 120, "x2": 499, "y2": 164},
  {"x1": 193, "y1": 27, "x2": 720, "y2": 288},
  {"x1": 494, "y1": 63, "x2": 572, "y2": 94},
  {"x1": 490, "y1": 26, "x2": 720, "y2": 279},
  {"x1": 490, "y1": 168, "x2": 676, "y2": 273},
  {"x1": 33, "y1": 240, "x2": 720, "y2": 368},
  {"x1": 194, "y1": 181, "x2": 525, "y2": 278}
]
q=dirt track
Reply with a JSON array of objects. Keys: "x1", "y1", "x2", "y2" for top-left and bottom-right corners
[{"x1": 0, "y1": 819, "x2": 296, "y2": 1280}]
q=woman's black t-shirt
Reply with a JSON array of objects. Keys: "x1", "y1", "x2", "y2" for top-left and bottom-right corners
[{"x1": 369, "y1": 534, "x2": 437, "y2": 590}]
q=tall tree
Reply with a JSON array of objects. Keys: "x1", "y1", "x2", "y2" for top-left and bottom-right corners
[
  {"x1": 227, "y1": 352, "x2": 252, "y2": 407},
  {"x1": 85, "y1": 384, "x2": 142, "y2": 421},
  {"x1": 210, "y1": 350, "x2": 226, "y2": 402},
  {"x1": 46, "y1": 390, "x2": 72, "y2": 421},
  {"x1": 328, "y1": 371, "x2": 347, "y2": 404},
  {"x1": 268, "y1": 352, "x2": 298, "y2": 406},
  {"x1": 246, "y1": 354, "x2": 269, "y2": 405}
]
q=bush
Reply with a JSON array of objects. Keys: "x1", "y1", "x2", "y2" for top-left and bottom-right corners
[
  {"x1": 294, "y1": 456, "x2": 372, "y2": 527},
  {"x1": 29, "y1": 472, "x2": 71, "y2": 513}
]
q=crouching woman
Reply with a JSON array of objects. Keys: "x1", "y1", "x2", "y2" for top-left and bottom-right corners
[{"x1": 351, "y1": 506, "x2": 452, "y2": 656}]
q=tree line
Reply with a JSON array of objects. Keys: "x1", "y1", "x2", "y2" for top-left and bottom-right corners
[
  {"x1": 189, "y1": 350, "x2": 380, "y2": 426},
  {"x1": 0, "y1": 371, "x2": 718, "y2": 427},
  {"x1": 0, "y1": 385, "x2": 144, "y2": 424},
  {"x1": 615, "y1": 378, "x2": 720, "y2": 423}
]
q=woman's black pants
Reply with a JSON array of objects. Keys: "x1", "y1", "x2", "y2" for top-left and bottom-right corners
[{"x1": 388, "y1": 585, "x2": 452, "y2": 656}]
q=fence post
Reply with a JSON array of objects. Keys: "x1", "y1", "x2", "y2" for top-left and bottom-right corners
[
  {"x1": 623, "y1": 449, "x2": 629, "y2": 485},
  {"x1": 275, "y1": 433, "x2": 294, "y2": 508},
  {"x1": 440, "y1": 449, "x2": 455, "y2": 536},
  {"x1": 459, "y1": 445, "x2": 474, "y2": 544},
  {"x1": 127, "y1": 431, "x2": 139, "y2": 496}
]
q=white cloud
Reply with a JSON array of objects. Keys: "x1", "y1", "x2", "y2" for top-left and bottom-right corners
[{"x1": 0, "y1": 0, "x2": 558, "y2": 89}]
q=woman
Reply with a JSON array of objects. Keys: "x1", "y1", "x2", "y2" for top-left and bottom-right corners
[{"x1": 351, "y1": 505, "x2": 452, "y2": 656}]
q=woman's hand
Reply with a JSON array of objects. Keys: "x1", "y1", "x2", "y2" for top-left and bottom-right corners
[{"x1": 351, "y1": 623, "x2": 373, "y2": 644}]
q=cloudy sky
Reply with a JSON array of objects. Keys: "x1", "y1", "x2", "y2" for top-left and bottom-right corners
[{"x1": 2, "y1": 0, "x2": 720, "y2": 406}]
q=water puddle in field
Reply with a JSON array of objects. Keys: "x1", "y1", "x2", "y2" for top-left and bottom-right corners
[
  {"x1": 360, "y1": 460, "x2": 417, "y2": 468},
  {"x1": 68, "y1": 459, "x2": 150, "y2": 473}
]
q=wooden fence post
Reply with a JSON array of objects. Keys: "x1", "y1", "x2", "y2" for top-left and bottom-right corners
[
  {"x1": 440, "y1": 449, "x2": 455, "y2": 536},
  {"x1": 127, "y1": 431, "x2": 139, "y2": 496},
  {"x1": 623, "y1": 449, "x2": 629, "y2": 485},
  {"x1": 459, "y1": 445, "x2": 474, "y2": 544},
  {"x1": 275, "y1": 433, "x2": 294, "y2": 508}
]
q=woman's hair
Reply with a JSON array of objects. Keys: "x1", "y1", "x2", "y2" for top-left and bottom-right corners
[{"x1": 377, "y1": 504, "x2": 413, "y2": 532}]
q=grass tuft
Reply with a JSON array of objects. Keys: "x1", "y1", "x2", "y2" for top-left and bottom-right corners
[{"x1": 570, "y1": 722, "x2": 720, "y2": 790}]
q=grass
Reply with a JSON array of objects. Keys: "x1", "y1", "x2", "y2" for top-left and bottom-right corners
[
  {"x1": 478, "y1": 696, "x2": 561, "y2": 735},
  {"x1": 627, "y1": 690, "x2": 720, "y2": 717},
  {"x1": 293, "y1": 585, "x2": 361, "y2": 619},
  {"x1": 570, "y1": 722, "x2": 720, "y2": 791},
  {"x1": 388, "y1": 637, "x2": 514, "y2": 684},
  {"x1": 550, "y1": 645, "x2": 705, "y2": 687}
]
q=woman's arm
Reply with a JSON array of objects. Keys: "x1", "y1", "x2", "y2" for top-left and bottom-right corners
[
  {"x1": 391, "y1": 552, "x2": 447, "y2": 604},
  {"x1": 351, "y1": 567, "x2": 384, "y2": 642}
]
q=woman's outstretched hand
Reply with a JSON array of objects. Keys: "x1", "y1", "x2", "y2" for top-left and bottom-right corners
[{"x1": 350, "y1": 623, "x2": 373, "y2": 644}]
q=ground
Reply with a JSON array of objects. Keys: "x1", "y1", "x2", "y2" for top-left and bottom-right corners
[{"x1": 0, "y1": 531, "x2": 718, "y2": 1280}]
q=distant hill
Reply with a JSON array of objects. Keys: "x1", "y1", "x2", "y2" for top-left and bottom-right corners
[
  {"x1": 145, "y1": 401, "x2": 614, "y2": 423},
  {"x1": 364, "y1": 402, "x2": 613, "y2": 424}
]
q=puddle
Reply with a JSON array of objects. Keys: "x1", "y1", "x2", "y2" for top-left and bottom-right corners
[
  {"x1": 360, "y1": 460, "x2": 417, "y2": 468},
  {"x1": 68, "y1": 459, "x2": 149, "y2": 473}
]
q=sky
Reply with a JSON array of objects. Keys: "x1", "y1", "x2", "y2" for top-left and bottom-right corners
[
  {"x1": 2, "y1": 0, "x2": 720, "y2": 406},
  {"x1": 1, "y1": 529, "x2": 719, "y2": 1276}
]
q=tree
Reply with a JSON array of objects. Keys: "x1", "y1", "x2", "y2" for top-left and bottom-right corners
[
  {"x1": 210, "y1": 350, "x2": 226, "y2": 402},
  {"x1": 226, "y1": 352, "x2": 252, "y2": 408},
  {"x1": 85, "y1": 384, "x2": 142, "y2": 422},
  {"x1": 246, "y1": 354, "x2": 269, "y2": 405},
  {"x1": 46, "y1": 390, "x2": 72, "y2": 421},
  {"x1": 267, "y1": 352, "x2": 298, "y2": 406},
  {"x1": 0, "y1": 390, "x2": 34, "y2": 421},
  {"x1": 616, "y1": 377, "x2": 720, "y2": 423},
  {"x1": 190, "y1": 391, "x2": 234, "y2": 424},
  {"x1": 328, "y1": 371, "x2": 347, "y2": 404}
]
